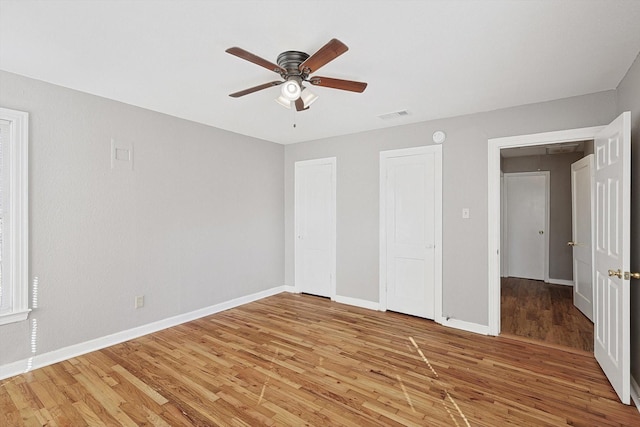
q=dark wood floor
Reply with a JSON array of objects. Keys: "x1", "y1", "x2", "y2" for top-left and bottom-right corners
[
  {"x1": 501, "y1": 277, "x2": 594, "y2": 352},
  {"x1": 2, "y1": 292, "x2": 637, "y2": 426}
]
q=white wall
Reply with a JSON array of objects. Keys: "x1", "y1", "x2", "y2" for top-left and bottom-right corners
[
  {"x1": 616, "y1": 52, "x2": 640, "y2": 387},
  {"x1": 0, "y1": 71, "x2": 284, "y2": 366},
  {"x1": 284, "y1": 90, "x2": 617, "y2": 326}
]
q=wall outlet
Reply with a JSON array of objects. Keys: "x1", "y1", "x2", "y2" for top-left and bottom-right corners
[
  {"x1": 462, "y1": 208, "x2": 470, "y2": 219},
  {"x1": 135, "y1": 295, "x2": 144, "y2": 309}
]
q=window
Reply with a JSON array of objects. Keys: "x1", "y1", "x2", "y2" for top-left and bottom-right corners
[{"x1": 0, "y1": 107, "x2": 29, "y2": 325}]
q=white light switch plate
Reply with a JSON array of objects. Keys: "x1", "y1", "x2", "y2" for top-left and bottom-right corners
[{"x1": 462, "y1": 208, "x2": 470, "y2": 219}]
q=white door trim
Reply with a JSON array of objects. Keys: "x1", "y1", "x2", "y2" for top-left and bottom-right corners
[
  {"x1": 379, "y1": 145, "x2": 443, "y2": 323},
  {"x1": 503, "y1": 171, "x2": 550, "y2": 282},
  {"x1": 294, "y1": 157, "x2": 337, "y2": 299},
  {"x1": 487, "y1": 125, "x2": 605, "y2": 336}
]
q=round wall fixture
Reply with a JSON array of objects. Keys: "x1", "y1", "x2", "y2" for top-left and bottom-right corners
[{"x1": 432, "y1": 130, "x2": 446, "y2": 144}]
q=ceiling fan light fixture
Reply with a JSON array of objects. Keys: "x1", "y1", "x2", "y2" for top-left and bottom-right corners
[
  {"x1": 275, "y1": 94, "x2": 292, "y2": 109},
  {"x1": 300, "y1": 88, "x2": 318, "y2": 108},
  {"x1": 281, "y1": 80, "x2": 301, "y2": 101}
]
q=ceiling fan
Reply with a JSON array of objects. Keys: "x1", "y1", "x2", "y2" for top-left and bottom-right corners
[{"x1": 225, "y1": 38, "x2": 368, "y2": 111}]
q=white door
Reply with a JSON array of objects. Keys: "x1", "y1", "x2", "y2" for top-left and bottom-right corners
[
  {"x1": 570, "y1": 155, "x2": 594, "y2": 321},
  {"x1": 504, "y1": 172, "x2": 549, "y2": 281},
  {"x1": 380, "y1": 146, "x2": 441, "y2": 319},
  {"x1": 593, "y1": 112, "x2": 631, "y2": 405},
  {"x1": 294, "y1": 158, "x2": 336, "y2": 298}
]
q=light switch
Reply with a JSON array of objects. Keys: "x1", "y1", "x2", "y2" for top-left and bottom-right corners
[{"x1": 462, "y1": 208, "x2": 470, "y2": 219}]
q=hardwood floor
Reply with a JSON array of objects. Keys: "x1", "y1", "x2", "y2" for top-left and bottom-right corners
[
  {"x1": 2, "y1": 293, "x2": 638, "y2": 426},
  {"x1": 501, "y1": 277, "x2": 594, "y2": 352}
]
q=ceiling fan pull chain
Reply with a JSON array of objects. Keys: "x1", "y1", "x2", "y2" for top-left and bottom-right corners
[{"x1": 291, "y1": 102, "x2": 297, "y2": 128}]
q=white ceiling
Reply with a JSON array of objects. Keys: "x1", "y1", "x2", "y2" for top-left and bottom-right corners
[{"x1": 1, "y1": 0, "x2": 640, "y2": 145}]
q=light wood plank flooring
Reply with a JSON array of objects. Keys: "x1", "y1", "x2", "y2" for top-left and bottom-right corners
[
  {"x1": 501, "y1": 277, "x2": 594, "y2": 352},
  {"x1": 1, "y1": 293, "x2": 637, "y2": 426}
]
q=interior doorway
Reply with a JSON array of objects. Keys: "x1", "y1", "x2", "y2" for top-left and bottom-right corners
[
  {"x1": 488, "y1": 114, "x2": 633, "y2": 405},
  {"x1": 499, "y1": 147, "x2": 589, "y2": 351}
]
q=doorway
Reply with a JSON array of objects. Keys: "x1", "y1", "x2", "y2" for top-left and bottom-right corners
[
  {"x1": 488, "y1": 114, "x2": 632, "y2": 405},
  {"x1": 500, "y1": 150, "x2": 588, "y2": 351}
]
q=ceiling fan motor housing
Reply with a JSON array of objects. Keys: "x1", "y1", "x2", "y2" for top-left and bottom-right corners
[{"x1": 277, "y1": 51, "x2": 310, "y2": 80}]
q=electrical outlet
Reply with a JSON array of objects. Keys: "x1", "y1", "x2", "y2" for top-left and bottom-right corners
[
  {"x1": 462, "y1": 208, "x2": 470, "y2": 219},
  {"x1": 135, "y1": 295, "x2": 144, "y2": 309}
]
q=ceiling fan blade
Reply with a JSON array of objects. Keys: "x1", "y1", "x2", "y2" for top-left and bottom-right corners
[
  {"x1": 299, "y1": 38, "x2": 348, "y2": 74},
  {"x1": 294, "y1": 97, "x2": 308, "y2": 112},
  {"x1": 226, "y1": 47, "x2": 286, "y2": 75},
  {"x1": 229, "y1": 81, "x2": 282, "y2": 98},
  {"x1": 308, "y1": 76, "x2": 367, "y2": 93}
]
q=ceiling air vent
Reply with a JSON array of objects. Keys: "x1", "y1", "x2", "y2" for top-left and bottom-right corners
[{"x1": 378, "y1": 110, "x2": 411, "y2": 120}]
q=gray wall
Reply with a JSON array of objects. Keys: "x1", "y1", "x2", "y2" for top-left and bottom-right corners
[
  {"x1": 501, "y1": 152, "x2": 585, "y2": 281},
  {"x1": 284, "y1": 91, "x2": 617, "y2": 326},
  {"x1": 0, "y1": 71, "x2": 284, "y2": 366},
  {"x1": 616, "y1": 52, "x2": 640, "y2": 385}
]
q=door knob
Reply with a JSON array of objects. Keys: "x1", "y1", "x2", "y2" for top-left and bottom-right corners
[
  {"x1": 624, "y1": 271, "x2": 640, "y2": 280},
  {"x1": 608, "y1": 269, "x2": 623, "y2": 278},
  {"x1": 567, "y1": 241, "x2": 577, "y2": 246},
  {"x1": 538, "y1": 230, "x2": 544, "y2": 235}
]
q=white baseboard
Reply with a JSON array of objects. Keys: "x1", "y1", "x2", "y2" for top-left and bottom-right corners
[
  {"x1": 440, "y1": 317, "x2": 490, "y2": 335},
  {"x1": 281, "y1": 285, "x2": 296, "y2": 293},
  {"x1": 632, "y1": 376, "x2": 640, "y2": 413},
  {"x1": 334, "y1": 295, "x2": 379, "y2": 311},
  {"x1": 0, "y1": 285, "x2": 290, "y2": 381},
  {"x1": 548, "y1": 278, "x2": 574, "y2": 287}
]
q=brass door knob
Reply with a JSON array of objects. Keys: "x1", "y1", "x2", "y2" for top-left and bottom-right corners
[
  {"x1": 624, "y1": 272, "x2": 640, "y2": 280},
  {"x1": 608, "y1": 269, "x2": 623, "y2": 278},
  {"x1": 567, "y1": 241, "x2": 577, "y2": 246}
]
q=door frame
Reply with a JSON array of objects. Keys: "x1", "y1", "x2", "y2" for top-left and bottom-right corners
[
  {"x1": 294, "y1": 157, "x2": 337, "y2": 299},
  {"x1": 379, "y1": 145, "x2": 443, "y2": 322},
  {"x1": 487, "y1": 125, "x2": 604, "y2": 336},
  {"x1": 502, "y1": 171, "x2": 550, "y2": 282}
]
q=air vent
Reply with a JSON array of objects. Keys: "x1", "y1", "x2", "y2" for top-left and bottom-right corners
[{"x1": 378, "y1": 110, "x2": 411, "y2": 120}]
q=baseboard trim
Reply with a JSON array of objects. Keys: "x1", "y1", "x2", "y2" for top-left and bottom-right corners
[
  {"x1": 0, "y1": 285, "x2": 290, "y2": 381},
  {"x1": 632, "y1": 376, "x2": 640, "y2": 413},
  {"x1": 548, "y1": 278, "x2": 574, "y2": 287},
  {"x1": 441, "y1": 317, "x2": 490, "y2": 335},
  {"x1": 281, "y1": 285, "x2": 297, "y2": 293},
  {"x1": 334, "y1": 295, "x2": 379, "y2": 311}
]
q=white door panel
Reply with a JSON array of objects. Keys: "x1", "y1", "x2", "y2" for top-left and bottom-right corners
[
  {"x1": 295, "y1": 158, "x2": 336, "y2": 298},
  {"x1": 380, "y1": 147, "x2": 441, "y2": 320},
  {"x1": 504, "y1": 172, "x2": 549, "y2": 281},
  {"x1": 593, "y1": 112, "x2": 630, "y2": 405},
  {"x1": 571, "y1": 155, "x2": 594, "y2": 321}
]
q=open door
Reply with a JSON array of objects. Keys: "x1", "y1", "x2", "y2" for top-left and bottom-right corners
[
  {"x1": 570, "y1": 155, "x2": 594, "y2": 321},
  {"x1": 593, "y1": 112, "x2": 631, "y2": 405}
]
